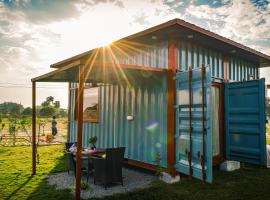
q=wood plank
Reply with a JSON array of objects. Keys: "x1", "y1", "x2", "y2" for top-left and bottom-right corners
[
  {"x1": 125, "y1": 159, "x2": 157, "y2": 172},
  {"x1": 167, "y1": 40, "x2": 177, "y2": 176},
  {"x1": 31, "y1": 60, "x2": 80, "y2": 82},
  {"x1": 67, "y1": 82, "x2": 71, "y2": 143},
  {"x1": 33, "y1": 61, "x2": 167, "y2": 83},
  {"x1": 32, "y1": 81, "x2": 36, "y2": 175},
  {"x1": 88, "y1": 62, "x2": 167, "y2": 72},
  {"x1": 75, "y1": 65, "x2": 84, "y2": 200}
]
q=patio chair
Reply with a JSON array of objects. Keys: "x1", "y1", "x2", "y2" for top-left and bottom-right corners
[
  {"x1": 65, "y1": 142, "x2": 77, "y2": 152},
  {"x1": 66, "y1": 151, "x2": 76, "y2": 175},
  {"x1": 92, "y1": 147, "x2": 125, "y2": 189},
  {"x1": 66, "y1": 151, "x2": 92, "y2": 178}
]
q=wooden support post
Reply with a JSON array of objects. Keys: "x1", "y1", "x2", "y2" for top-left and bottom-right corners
[
  {"x1": 167, "y1": 41, "x2": 178, "y2": 176},
  {"x1": 75, "y1": 66, "x2": 84, "y2": 200},
  {"x1": 32, "y1": 81, "x2": 36, "y2": 176},
  {"x1": 67, "y1": 82, "x2": 71, "y2": 143}
]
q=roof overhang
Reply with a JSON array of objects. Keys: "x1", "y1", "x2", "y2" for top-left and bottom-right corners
[
  {"x1": 32, "y1": 61, "x2": 167, "y2": 84},
  {"x1": 50, "y1": 18, "x2": 270, "y2": 69}
]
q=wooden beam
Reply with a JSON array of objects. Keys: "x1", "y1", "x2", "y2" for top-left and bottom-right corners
[
  {"x1": 75, "y1": 65, "x2": 84, "y2": 200},
  {"x1": 33, "y1": 61, "x2": 167, "y2": 83},
  {"x1": 31, "y1": 60, "x2": 80, "y2": 82},
  {"x1": 67, "y1": 82, "x2": 71, "y2": 143},
  {"x1": 167, "y1": 40, "x2": 178, "y2": 176},
  {"x1": 88, "y1": 62, "x2": 167, "y2": 72},
  {"x1": 125, "y1": 159, "x2": 158, "y2": 172},
  {"x1": 32, "y1": 81, "x2": 36, "y2": 175}
]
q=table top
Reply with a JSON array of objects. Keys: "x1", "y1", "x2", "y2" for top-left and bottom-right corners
[{"x1": 72, "y1": 148, "x2": 105, "y2": 156}]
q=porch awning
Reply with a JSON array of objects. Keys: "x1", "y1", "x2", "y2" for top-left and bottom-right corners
[{"x1": 32, "y1": 61, "x2": 167, "y2": 84}]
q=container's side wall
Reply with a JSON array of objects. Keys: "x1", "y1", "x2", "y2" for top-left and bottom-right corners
[
  {"x1": 177, "y1": 41, "x2": 258, "y2": 81},
  {"x1": 228, "y1": 57, "x2": 258, "y2": 81},
  {"x1": 69, "y1": 78, "x2": 168, "y2": 167},
  {"x1": 113, "y1": 41, "x2": 168, "y2": 68}
]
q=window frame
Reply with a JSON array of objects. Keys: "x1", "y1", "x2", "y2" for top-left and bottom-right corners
[{"x1": 74, "y1": 86, "x2": 100, "y2": 123}]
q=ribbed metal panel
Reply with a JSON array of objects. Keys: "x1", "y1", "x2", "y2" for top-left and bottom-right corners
[
  {"x1": 225, "y1": 79, "x2": 267, "y2": 165},
  {"x1": 178, "y1": 41, "x2": 258, "y2": 81},
  {"x1": 69, "y1": 78, "x2": 168, "y2": 167},
  {"x1": 178, "y1": 42, "x2": 224, "y2": 79},
  {"x1": 229, "y1": 57, "x2": 258, "y2": 81},
  {"x1": 175, "y1": 67, "x2": 213, "y2": 183},
  {"x1": 117, "y1": 41, "x2": 168, "y2": 68}
]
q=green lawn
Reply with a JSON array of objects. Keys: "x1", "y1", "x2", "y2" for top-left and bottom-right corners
[
  {"x1": 1, "y1": 145, "x2": 270, "y2": 200},
  {"x1": 0, "y1": 145, "x2": 73, "y2": 200}
]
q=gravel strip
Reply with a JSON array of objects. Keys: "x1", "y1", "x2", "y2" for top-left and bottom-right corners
[{"x1": 47, "y1": 167, "x2": 156, "y2": 199}]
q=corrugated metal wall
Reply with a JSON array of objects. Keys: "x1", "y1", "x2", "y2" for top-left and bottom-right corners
[
  {"x1": 116, "y1": 41, "x2": 168, "y2": 68},
  {"x1": 68, "y1": 38, "x2": 260, "y2": 170},
  {"x1": 225, "y1": 79, "x2": 267, "y2": 165},
  {"x1": 229, "y1": 57, "x2": 258, "y2": 81},
  {"x1": 177, "y1": 41, "x2": 258, "y2": 81},
  {"x1": 111, "y1": 40, "x2": 258, "y2": 82},
  {"x1": 69, "y1": 78, "x2": 168, "y2": 167}
]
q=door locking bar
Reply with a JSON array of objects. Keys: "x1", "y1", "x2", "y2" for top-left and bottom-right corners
[
  {"x1": 189, "y1": 66, "x2": 193, "y2": 177},
  {"x1": 201, "y1": 64, "x2": 206, "y2": 183}
]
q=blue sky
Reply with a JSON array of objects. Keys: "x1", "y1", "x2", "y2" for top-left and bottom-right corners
[{"x1": 0, "y1": 0, "x2": 269, "y2": 107}]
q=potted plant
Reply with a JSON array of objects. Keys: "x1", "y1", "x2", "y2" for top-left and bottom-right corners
[{"x1": 88, "y1": 136, "x2": 97, "y2": 150}]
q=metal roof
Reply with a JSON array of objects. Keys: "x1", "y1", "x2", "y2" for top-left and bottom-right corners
[
  {"x1": 50, "y1": 18, "x2": 270, "y2": 69},
  {"x1": 32, "y1": 61, "x2": 166, "y2": 83}
]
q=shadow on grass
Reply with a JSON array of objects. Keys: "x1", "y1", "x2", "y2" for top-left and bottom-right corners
[
  {"x1": 5, "y1": 176, "x2": 33, "y2": 200},
  {"x1": 25, "y1": 145, "x2": 74, "y2": 200},
  {"x1": 12, "y1": 145, "x2": 270, "y2": 200}
]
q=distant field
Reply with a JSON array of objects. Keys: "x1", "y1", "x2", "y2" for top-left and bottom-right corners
[{"x1": 0, "y1": 117, "x2": 68, "y2": 146}]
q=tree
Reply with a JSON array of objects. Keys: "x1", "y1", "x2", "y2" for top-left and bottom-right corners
[
  {"x1": 39, "y1": 96, "x2": 64, "y2": 117},
  {"x1": 54, "y1": 101, "x2": 60, "y2": 109},
  {"x1": 46, "y1": 96, "x2": 54, "y2": 104},
  {"x1": 39, "y1": 105, "x2": 56, "y2": 117},
  {"x1": 0, "y1": 102, "x2": 23, "y2": 116},
  {"x1": 22, "y1": 107, "x2": 32, "y2": 116}
]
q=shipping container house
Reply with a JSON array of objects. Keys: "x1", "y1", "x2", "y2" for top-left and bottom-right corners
[{"x1": 32, "y1": 19, "x2": 270, "y2": 183}]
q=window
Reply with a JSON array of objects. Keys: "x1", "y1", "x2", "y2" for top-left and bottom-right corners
[{"x1": 74, "y1": 87, "x2": 99, "y2": 123}]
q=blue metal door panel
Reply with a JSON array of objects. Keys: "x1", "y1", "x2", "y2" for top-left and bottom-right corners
[
  {"x1": 225, "y1": 79, "x2": 267, "y2": 166},
  {"x1": 175, "y1": 67, "x2": 213, "y2": 183}
]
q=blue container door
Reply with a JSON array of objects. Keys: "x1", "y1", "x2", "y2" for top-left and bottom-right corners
[
  {"x1": 225, "y1": 79, "x2": 267, "y2": 166},
  {"x1": 175, "y1": 67, "x2": 213, "y2": 183}
]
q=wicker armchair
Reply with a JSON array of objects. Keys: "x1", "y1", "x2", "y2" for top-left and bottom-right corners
[
  {"x1": 92, "y1": 147, "x2": 125, "y2": 189},
  {"x1": 66, "y1": 151, "x2": 93, "y2": 181}
]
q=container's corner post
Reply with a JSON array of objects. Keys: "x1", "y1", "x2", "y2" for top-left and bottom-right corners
[
  {"x1": 167, "y1": 40, "x2": 178, "y2": 176},
  {"x1": 32, "y1": 81, "x2": 36, "y2": 176}
]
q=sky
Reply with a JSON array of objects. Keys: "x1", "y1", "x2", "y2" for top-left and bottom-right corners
[{"x1": 0, "y1": 0, "x2": 270, "y2": 108}]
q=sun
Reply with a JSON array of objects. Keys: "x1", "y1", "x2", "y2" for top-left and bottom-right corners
[{"x1": 99, "y1": 39, "x2": 112, "y2": 47}]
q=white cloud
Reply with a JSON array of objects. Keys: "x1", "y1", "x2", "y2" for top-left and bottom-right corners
[
  {"x1": 0, "y1": 0, "x2": 270, "y2": 106},
  {"x1": 184, "y1": 0, "x2": 270, "y2": 54}
]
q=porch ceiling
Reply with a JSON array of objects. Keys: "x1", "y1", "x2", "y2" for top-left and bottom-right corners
[{"x1": 31, "y1": 61, "x2": 167, "y2": 84}]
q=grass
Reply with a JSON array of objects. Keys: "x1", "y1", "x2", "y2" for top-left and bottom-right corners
[
  {"x1": 0, "y1": 145, "x2": 73, "y2": 200},
  {"x1": 1, "y1": 145, "x2": 270, "y2": 200}
]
